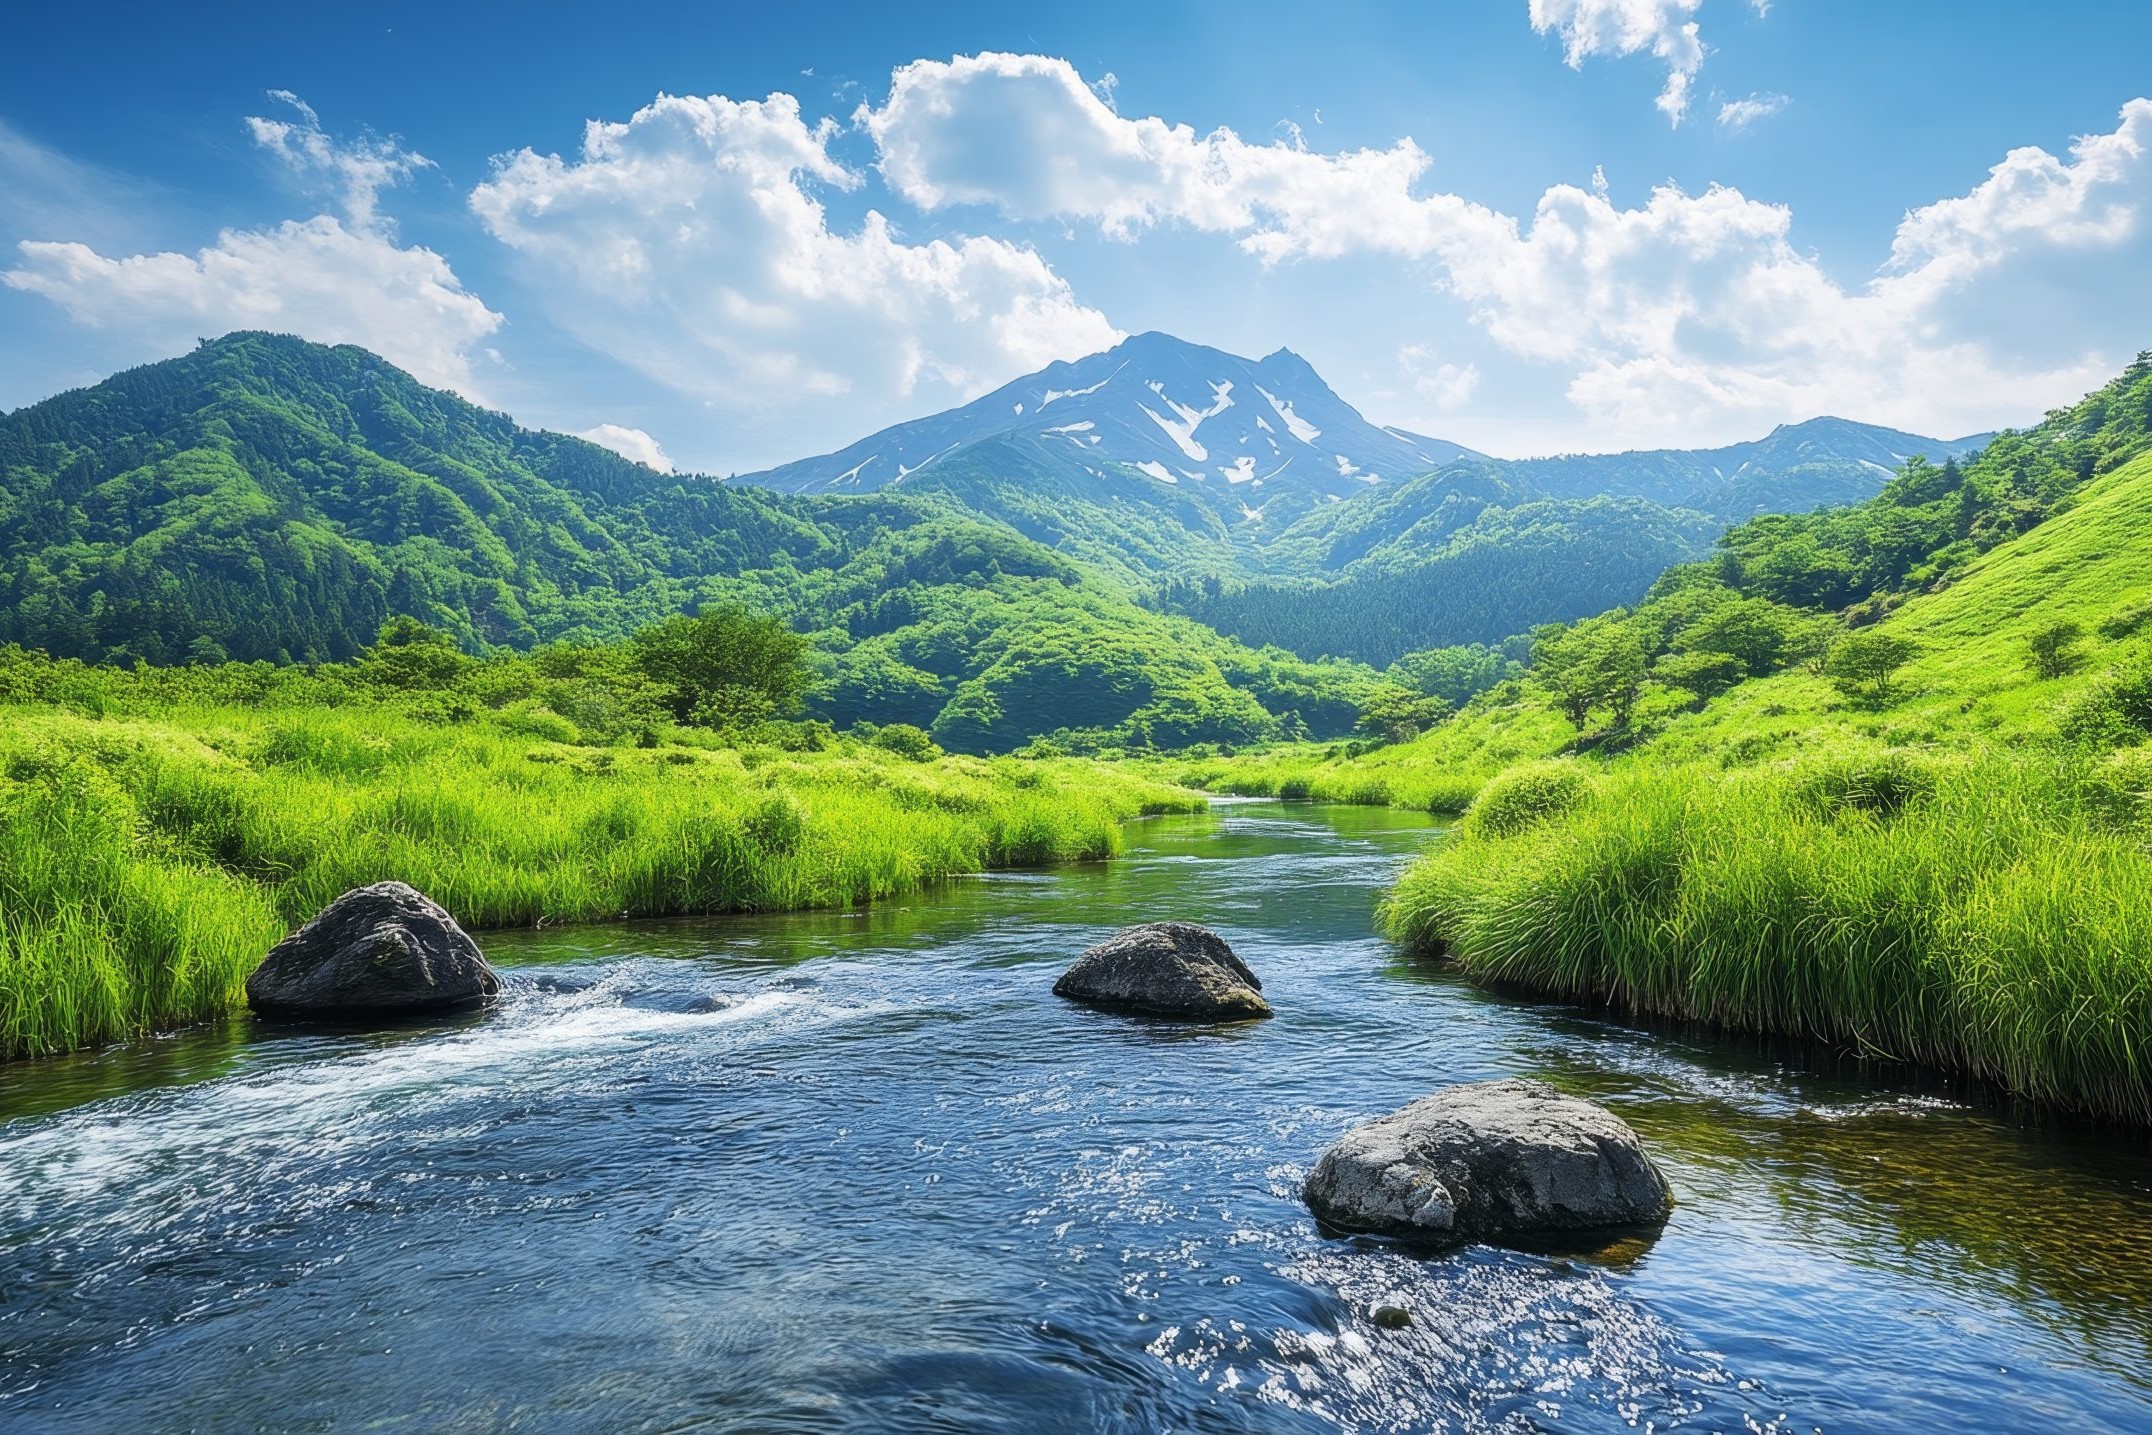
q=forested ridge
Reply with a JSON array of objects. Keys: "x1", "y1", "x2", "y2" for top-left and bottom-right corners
[{"x1": 0, "y1": 333, "x2": 1377, "y2": 751}]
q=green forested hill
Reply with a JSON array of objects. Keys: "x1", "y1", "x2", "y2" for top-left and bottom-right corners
[
  {"x1": 0, "y1": 333, "x2": 1375, "y2": 750},
  {"x1": 0, "y1": 331, "x2": 888, "y2": 661}
]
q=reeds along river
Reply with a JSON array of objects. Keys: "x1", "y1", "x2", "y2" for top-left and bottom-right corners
[{"x1": 4, "y1": 801, "x2": 2152, "y2": 1432}]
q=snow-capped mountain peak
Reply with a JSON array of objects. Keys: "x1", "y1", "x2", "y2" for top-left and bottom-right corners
[{"x1": 734, "y1": 332, "x2": 1482, "y2": 503}]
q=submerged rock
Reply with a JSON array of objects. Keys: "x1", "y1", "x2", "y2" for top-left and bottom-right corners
[
  {"x1": 246, "y1": 881, "x2": 500, "y2": 1020},
  {"x1": 1304, "y1": 1078, "x2": 1669, "y2": 1246},
  {"x1": 1052, "y1": 921, "x2": 1271, "y2": 1021}
]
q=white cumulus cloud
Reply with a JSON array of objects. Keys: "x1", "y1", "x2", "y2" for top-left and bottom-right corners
[
  {"x1": 5, "y1": 219, "x2": 501, "y2": 396},
  {"x1": 467, "y1": 89, "x2": 1119, "y2": 444},
  {"x1": 1400, "y1": 346, "x2": 1482, "y2": 411},
  {"x1": 863, "y1": 53, "x2": 1511, "y2": 264},
  {"x1": 3, "y1": 99, "x2": 500, "y2": 396},
  {"x1": 862, "y1": 56, "x2": 2152, "y2": 447},
  {"x1": 1528, "y1": 0, "x2": 1706, "y2": 124},
  {"x1": 577, "y1": 423, "x2": 675, "y2": 472}
]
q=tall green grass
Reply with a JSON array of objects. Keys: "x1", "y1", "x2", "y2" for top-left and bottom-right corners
[
  {"x1": 1385, "y1": 747, "x2": 2152, "y2": 1121},
  {"x1": 1165, "y1": 749, "x2": 1485, "y2": 813},
  {"x1": 0, "y1": 705, "x2": 1200, "y2": 1059}
]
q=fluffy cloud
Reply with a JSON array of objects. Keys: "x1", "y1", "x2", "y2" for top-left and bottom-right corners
[
  {"x1": 468, "y1": 90, "x2": 1118, "y2": 431},
  {"x1": 1399, "y1": 346, "x2": 1481, "y2": 412},
  {"x1": 865, "y1": 56, "x2": 2152, "y2": 446},
  {"x1": 578, "y1": 423, "x2": 674, "y2": 471},
  {"x1": 5, "y1": 219, "x2": 501, "y2": 395},
  {"x1": 1527, "y1": 0, "x2": 1705, "y2": 124},
  {"x1": 864, "y1": 53, "x2": 1511, "y2": 264},
  {"x1": 246, "y1": 90, "x2": 430, "y2": 232},
  {"x1": 3, "y1": 100, "x2": 500, "y2": 395}
]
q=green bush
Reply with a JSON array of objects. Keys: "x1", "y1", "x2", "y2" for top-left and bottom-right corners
[
  {"x1": 2099, "y1": 596, "x2": 2152, "y2": 640},
  {"x1": 496, "y1": 700, "x2": 582, "y2": 744},
  {"x1": 1464, "y1": 760, "x2": 1592, "y2": 837},
  {"x1": 867, "y1": 723, "x2": 942, "y2": 761},
  {"x1": 2083, "y1": 746, "x2": 2152, "y2": 827}
]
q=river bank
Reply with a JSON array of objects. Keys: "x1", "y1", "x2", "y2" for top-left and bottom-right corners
[{"x1": 0, "y1": 702, "x2": 1199, "y2": 1060}]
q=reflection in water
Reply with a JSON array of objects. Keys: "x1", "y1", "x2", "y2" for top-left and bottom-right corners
[{"x1": 2, "y1": 801, "x2": 2150, "y2": 1432}]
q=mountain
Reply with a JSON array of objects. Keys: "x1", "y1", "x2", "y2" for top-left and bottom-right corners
[
  {"x1": 731, "y1": 335, "x2": 1993, "y2": 664},
  {"x1": 1490, "y1": 417, "x2": 1994, "y2": 518},
  {"x1": 0, "y1": 328, "x2": 2013, "y2": 748},
  {"x1": 0, "y1": 332, "x2": 1379, "y2": 751},
  {"x1": 739, "y1": 331, "x2": 1483, "y2": 513}
]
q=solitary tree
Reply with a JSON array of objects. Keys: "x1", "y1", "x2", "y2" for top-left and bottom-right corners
[
  {"x1": 631, "y1": 605, "x2": 811, "y2": 728},
  {"x1": 1825, "y1": 629, "x2": 1921, "y2": 702},
  {"x1": 360, "y1": 616, "x2": 474, "y2": 690},
  {"x1": 1355, "y1": 685, "x2": 1452, "y2": 745},
  {"x1": 1532, "y1": 616, "x2": 1647, "y2": 731}
]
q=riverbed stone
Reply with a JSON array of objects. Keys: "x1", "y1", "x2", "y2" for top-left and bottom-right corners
[
  {"x1": 1052, "y1": 921, "x2": 1271, "y2": 1020},
  {"x1": 245, "y1": 880, "x2": 500, "y2": 1019},
  {"x1": 1303, "y1": 1078, "x2": 1670, "y2": 1246}
]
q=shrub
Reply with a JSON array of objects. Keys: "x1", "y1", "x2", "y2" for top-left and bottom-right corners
[
  {"x1": 1464, "y1": 760, "x2": 1591, "y2": 837},
  {"x1": 2060, "y1": 654, "x2": 2152, "y2": 747},
  {"x1": 868, "y1": 723, "x2": 942, "y2": 762},
  {"x1": 1825, "y1": 630, "x2": 1921, "y2": 701},
  {"x1": 496, "y1": 700, "x2": 582, "y2": 744},
  {"x1": 2083, "y1": 746, "x2": 2152, "y2": 827}
]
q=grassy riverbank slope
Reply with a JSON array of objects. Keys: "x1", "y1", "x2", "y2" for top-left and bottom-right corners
[
  {"x1": 1162, "y1": 357, "x2": 2152, "y2": 1120},
  {"x1": 0, "y1": 692, "x2": 1197, "y2": 1060}
]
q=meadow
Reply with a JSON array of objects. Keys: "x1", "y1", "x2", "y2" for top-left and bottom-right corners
[
  {"x1": 1161, "y1": 393, "x2": 2152, "y2": 1121},
  {"x1": 0, "y1": 699, "x2": 1198, "y2": 1060}
]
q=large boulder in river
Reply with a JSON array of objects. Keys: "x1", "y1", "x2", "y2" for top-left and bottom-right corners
[
  {"x1": 1053, "y1": 922, "x2": 1271, "y2": 1021},
  {"x1": 246, "y1": 881, "x2": 500, "y2": 1020},
  {"x1": 1304, "y1": 1078, "x2": 1669, "y2": 1246}
]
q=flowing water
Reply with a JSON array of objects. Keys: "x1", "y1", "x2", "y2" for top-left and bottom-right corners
[{"x1": 5, "y1": 801, "x2": 2152, "y2": 1432}]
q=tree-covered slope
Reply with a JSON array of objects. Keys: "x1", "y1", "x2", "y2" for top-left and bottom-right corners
[
  {"x1": 0, "y1": 331, "x2": 899, "y2": 662},
  {"x1": 1158, "y1": 488, "x2": 1721, "y2": 666},
  {"x1": 0, "y1": 333, "x2": 1377, "y2": 751}
]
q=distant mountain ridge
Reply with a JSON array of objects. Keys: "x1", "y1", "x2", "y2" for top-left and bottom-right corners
[
  {"x1": 0, "y1": 328, "x2": 2013, "y2": 738},
  {"x1": 1495, "y1": 417, "x2": 1995, "y2": 517},
  {"x1": 734, "y1": 333, "x2": 1989, "y2": 592}
]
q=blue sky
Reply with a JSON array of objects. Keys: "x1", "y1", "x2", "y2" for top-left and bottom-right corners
[{"x1": 5, "y1": 1, "x2": 2152, "y2": 473}]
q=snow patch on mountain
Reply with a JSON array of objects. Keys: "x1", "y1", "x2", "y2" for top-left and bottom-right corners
[{"x1": 1256, "y1": 386, "x2": 1321, "y2": 443}]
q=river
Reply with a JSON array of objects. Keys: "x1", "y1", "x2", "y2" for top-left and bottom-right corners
[{"x1": 4, "y1": 801, "x2": 2151, "y2": 1431}]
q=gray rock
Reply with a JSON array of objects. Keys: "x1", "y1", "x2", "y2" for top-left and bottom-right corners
[
  {"x1": 1304, "y1": 1078, "x2": 1670, "y2": 1246},
  {"x1": 246, "y1": 881, "x2": 500, "y2": 1019},
  {"x1": 1052, "y1": 921, "x2": 1271, "y2": 1021}
]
